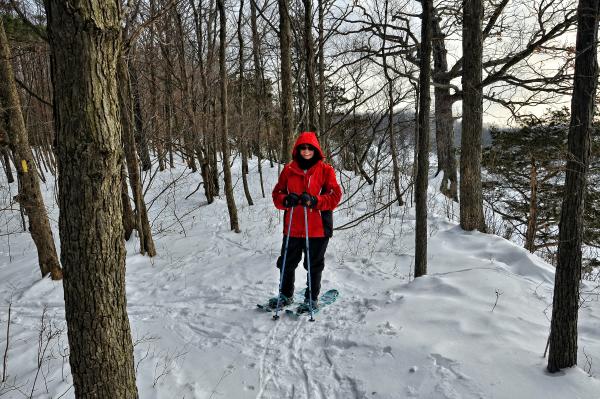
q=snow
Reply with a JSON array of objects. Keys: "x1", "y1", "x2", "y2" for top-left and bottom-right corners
[{"x1": 1, "y1": 156, "x2": 599, "y2": 399}]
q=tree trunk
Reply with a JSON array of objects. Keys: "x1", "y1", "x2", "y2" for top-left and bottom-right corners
[
  {"x1": 0, "y1": 18, "x2": 62, "y2": 280},
  {"x1": 1, "y1": 146, "x2": 14, "y2": 184},
  {"x1": 460, "y1": 0, "x2": 486, "y2": 232},
  {"x1": 303, "y1": 0, "x2": 317, "y2": 132},
  {"x1": 165, "y1": 70, "x2": 175, "y2": 169},
  {"x1": 278, "y1": 0, "x2": 294, "y2": 162},
  {"x1": 432, "y1": 14, "x2": 458, "y2": 201},
  {"x1": 118, "y1": 56, "x2": 157, "y2": 257},
  {"x1": 0, "y1": 119, "x2": 14, "y2": 183},
  {"x1": 130, "y1": 63, "x2": 152, "y2": 171},
  {"x1": 45, "y1": 0, "x2": 138, "y2": 396},
  {"x1": 250, "y1": 0, "x2": 266, "y2": 198},
  {"x1": 415, "y1": 0, "x2": 433, "y2": 278},
  {"x1": 218, "y1": 0, "x2": 241, "y2": 232},
  {"x1": 318, "y1": 0, "x2": 325, "y2": 136},
  {"x1": 525, "y1": 156, "x2": 537, "y2": 253},
  {"x1": 211, "y1": 102, "x2": 221, "y2": 195},
  {"x1": 121, "y1": 161, "x2": 135, "y2": 241},
  {"x1": 548, "y1": 0, "x2": 600, "y2": 373},
  {"x1": 149, "y1": 0, "x2": 165, "y2": 171},
  {"x1": 192, "y1": 0, "x2": 216, "y2": 204},
  {"x1": 174, "y1": 9, "x2": 198, "y2": 172},
  {"x1": 238, "y1": 0, "x2": 254, "y2": 206},
  {"x1": 381, "y1": 0, "x2": 403, "y2": 206}
]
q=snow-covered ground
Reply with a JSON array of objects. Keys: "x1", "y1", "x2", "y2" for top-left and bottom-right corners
[{"x1": 0, "y1": 155, "x2": 599, "y2": 399}]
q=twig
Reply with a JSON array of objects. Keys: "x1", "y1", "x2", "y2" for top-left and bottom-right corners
[
  {"x1": 2, "y1": 300, "x2": 11, "y2": 382},
  {"x1": 209, "y1": 365, "x2": 234, "y2": 399},
  {"x1": 491, "y1": 289, "x2": 503, "y2": 312},
  {"x1": 583, "y1": 347, "x2": 593, "y2": 376},
  {"x1": 184, "y1": 181, "x2": 204, "y2": 200}
]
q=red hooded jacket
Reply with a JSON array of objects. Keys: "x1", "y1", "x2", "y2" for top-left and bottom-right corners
[{"x1": 272, "y1": 132, "x2": 342, "y2": 238}]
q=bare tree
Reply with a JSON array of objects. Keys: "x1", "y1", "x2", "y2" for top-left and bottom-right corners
[
  {"x1": 317, "y1": 0, "x2": 326, "y2": 137},
  {"x1": 415, "y1": 0, "x2": 433, "y2": 278},
  {"x1": 303, "y1": 0, "x2": 317, "y2": 132},
  {"x1": 45, "y1": 0, "x2": 138, "y2": 396},
  {"x1": 548, "y1": 0, "x2": 600, "y2": 373},
  {"x1": 278, "y1": 0, "x2": 294, "y2": 162},
  {"x1": 432, "y1": 12, "x2": 457, "y2": 201},
  {"x1": 381, "y1": 0, "x2": 404, "y2": 207},
  {"x1": 250, "y1": 0, "x2": 267, "y2": 197},
  {"x1": 460, "y1": 0, "x2": 486, "y2": 232},
  {"x1": 217, "y1": 0, "x2": 241, "y2": 232},
  {"x1": 118, "y1": 54, "x2": 157, "y2": 256},
  {"x1": 0, "y1": 17, "x2": 62, "y2": 280},
  {"x1": 238, "y1": 0, "x2": 254, "y2": 206}
]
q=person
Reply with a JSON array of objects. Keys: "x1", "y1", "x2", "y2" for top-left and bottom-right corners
[{"x1": 270, "y1": 131, "x2": 342, "y2": 310}]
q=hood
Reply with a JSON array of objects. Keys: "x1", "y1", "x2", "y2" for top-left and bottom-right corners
[{"x1": 291, "y1": 131, "x2": 325, "y2": 160}]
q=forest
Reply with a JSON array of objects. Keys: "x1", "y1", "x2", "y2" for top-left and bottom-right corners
[{"x1": 0, "y1": 0, "x2": 599, "y2": 398}]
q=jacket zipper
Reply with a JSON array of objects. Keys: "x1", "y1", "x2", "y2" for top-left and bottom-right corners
[{"x1": 304, "y1": 170, "x2": 313, "y2": 214}]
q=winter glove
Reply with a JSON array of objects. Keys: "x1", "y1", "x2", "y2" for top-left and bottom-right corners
[
  {"x1": 283, "y1": 193, "x2": 300, "y2": 208},
  {"x1": 300, "y1": 192, "x2": 318, "y2": 208}
]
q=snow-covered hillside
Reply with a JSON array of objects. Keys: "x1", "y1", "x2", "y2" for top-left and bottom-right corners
[{"x1": 0, "y1": 157, "x2": 599, "y2": 399}]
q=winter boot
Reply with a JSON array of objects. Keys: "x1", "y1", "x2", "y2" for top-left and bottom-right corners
[
  {"x1": 267, "y1": 294, "x2": 294, "y2": 309},
  {"x1": 305, "y1": 297, "x2": 319, "y2": 309},
  {"x1": 297, "y1": 297, "x2": 318, "y2": 313}
]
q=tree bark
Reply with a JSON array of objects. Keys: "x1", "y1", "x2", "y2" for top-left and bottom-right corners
[
  {"x1": 303, "y1": 0, "x2": 317, "y2": 132},
  {"x1": 432, "y1": 14, "x2": 458, "y2": 201},
  {"x1": 415, "y1": 0, "x2": 433, "y2": 278},
  {"x1": 460, "y1": 0, "x2": 486, "y2": 232},
  {"x1": 121, "y1": 160, "x2": 135, "y2": 241},
  {"x1": 381, "y1": 0, "x2": 403, "y2": 207},
  {"x1": 250, "y1": 0, "x2": 266, "y2": 198},
  {"x1": 218, "y1": 0, "x2": 241, "y2": 232},
  {"x1": 191, "y1": 0, "x2": 216, "y2": 204},
  {"x1": 548, "y1": 0, "x2": 600, "y2": 373},
  {"x1": 130, "y1": 63, "x2": 152, "y2": 171},
  {"x1": 238, "y1": 0, "x2": 254, "y2": 206},
  {"x1": 317, "y1": 0, "x2": 325, "y2": 137},
  {"x1": 149, "y1": 0, "x2": 166, "y2": 171},
  {"x1": 0, "y1": 118, "x2": 15, "y2": 183},
  {"x1": 278, "y1": 0, "x2": 294, "y2": 162},
  {"x1": 1, "y1": 146, "x2": 14, "y2": 184},
  {"x1": 45, "y1": 0, "x2": 138, "y2": 396},
  {"x1": 0, "y1": 18, "x2": 62, "y2": 280},
  {"x1": 174, "y1": 8, "x2": 198, "y2": 172},
  {"x1": 118, "y1": 56, "x2": 157, "y2": 257}
]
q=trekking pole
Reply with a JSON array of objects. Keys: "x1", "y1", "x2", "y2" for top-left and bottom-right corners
[
  {"x1": 274, "y1": 206, "x2": 295, "y2": 320},
  {"x1": 303, "y1": 205, "x2": 315, "y2": 322}
]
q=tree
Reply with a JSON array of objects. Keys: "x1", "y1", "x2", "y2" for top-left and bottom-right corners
[
  {"x1": 460, "y1": 0, "x2": 486, "y2": 232},
  {"x1": 44, "y1": 1, "x2": 138, "y2": 396},
  {"x1": 380, "y1": 0, "x2": 404, "y2": 207},
  {"x1": 0, "y1": 17, "x2": 62, "y2": 280},
  {"x1": 250, "y1": 0, "x2": 267, "y2": 197},
  {"x1": 217, "y1": 0, "x2": 241, "y2": 233},
  {"x1": 303, "y1": 0, "x2": 317, "y2": 132},
  {"x1": 117, "y1": 13, "x2": 157, "y2": 256},
  {"x1": 548, "y1": 0, "x2": 600, "y2": 373},
  {"x1": 278, "y1": 0, "x2": 294, "y2": 162},
  {"x1": 483, "y1": 111, "x2": 568, "y2": 254},
  {"x1": 432, "y1": 12, "x2": 457, "y2": 201},
  {"x1": 237, "y1": 0, "x2": 254, "y2": 206},
  {"x1": 415, "y1": 0, "x2": 433, "y2": 278}
]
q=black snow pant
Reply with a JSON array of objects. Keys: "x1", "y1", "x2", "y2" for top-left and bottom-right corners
[{"x1": 276, "y1": 236, "x2": 329, "y2": 301}]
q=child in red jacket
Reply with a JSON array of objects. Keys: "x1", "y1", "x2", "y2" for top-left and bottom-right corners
[{"x1": 270, "y1": 132, "x2": 342, "y2": 309}]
